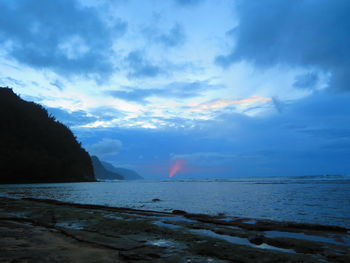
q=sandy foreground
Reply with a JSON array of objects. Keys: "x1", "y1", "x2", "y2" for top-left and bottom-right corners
[{"x1": 0, "y1": 197, "x2": 349, "y2": 263}]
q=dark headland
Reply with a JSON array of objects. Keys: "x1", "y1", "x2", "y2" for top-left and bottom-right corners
[
  {"x1": 91, "y1": 155, "x2": 124, "y2": 180},
  {"x1": 0, "y1": 87, "x2": 95, "y2": 183},
  {"x1": 92, "y1": 155, "x2": 143, "y2": 180},
  {"x1": 101, "y1": 160, "x2": 143, "y2": 180}
]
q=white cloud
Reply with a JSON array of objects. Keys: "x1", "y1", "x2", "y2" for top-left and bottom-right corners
[
  {"x1": 88, "y1": 138, "x2": 123, "y2": 156},
  {"x1": 189, "y1": 96, "x2": 272, "y2": 113}
]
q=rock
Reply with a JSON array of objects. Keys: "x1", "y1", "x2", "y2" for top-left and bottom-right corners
[
  {"x1": 119, "y1": 247, "x2": 162, "y2": 261},
  {"x1": 62, "y1": 229, "x2": 144, "y2": 251},
  {"x1": 118, "y1": 251, "x2": 143, "y2": 260},
  {"x1": 172, "y1": 210, "x2": 187, "y2": 215},
  {"x1": 152, "y1": 198, "x2": 161, "y2": 202},
  {"x1": 248, "y1": 235, "x2": 264, "y2": 245}
]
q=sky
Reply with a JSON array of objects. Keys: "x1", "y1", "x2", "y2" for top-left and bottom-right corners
[{"x1": 1, "y1": 0, "x2": 349, "y2": 179}]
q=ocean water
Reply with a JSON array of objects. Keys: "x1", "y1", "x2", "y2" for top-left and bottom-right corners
[{"x1": 0, "y1": 176, "x2": 349, "y2": 228}]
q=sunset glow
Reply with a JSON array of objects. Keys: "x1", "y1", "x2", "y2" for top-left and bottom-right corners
[
  {"x1": 189, "y1": 96, "x2": 273, "y2": 113},
  {"x1": 169, "y1": 159, "x2": 185, "y2": 178}
]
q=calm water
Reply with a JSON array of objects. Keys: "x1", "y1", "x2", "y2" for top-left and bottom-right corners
[{"x1": 1, "y1": 176, "x2": 349, "y2": 227}]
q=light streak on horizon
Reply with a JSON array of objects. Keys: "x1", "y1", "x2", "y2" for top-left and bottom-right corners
[{"x1": 169, "y1": 159, "x2": 185, "y2": 178}]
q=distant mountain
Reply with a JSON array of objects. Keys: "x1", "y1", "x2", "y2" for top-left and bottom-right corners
[
  {"x1": 91, "y1": 156, "x2": 124, "y2": 180},
  {"x1": 0, "y1": 87, "x2": 95, "y2": 183},
  {"x1": 101, "y1": 161, "x2": 143, "y2": 180}
]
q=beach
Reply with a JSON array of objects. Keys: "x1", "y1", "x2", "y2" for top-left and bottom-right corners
[{"x1": 0, "y1": 197, "x2": 349, "y2": 263}]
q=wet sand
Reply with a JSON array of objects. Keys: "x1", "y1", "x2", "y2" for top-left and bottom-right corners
[{"x1": 0, "y1": 197, "x2": 349, "y2": 263}]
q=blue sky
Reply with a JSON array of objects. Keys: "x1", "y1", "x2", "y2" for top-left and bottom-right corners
[{"x1": 1, "y1": 0, "x2": 349, "y2": 179}]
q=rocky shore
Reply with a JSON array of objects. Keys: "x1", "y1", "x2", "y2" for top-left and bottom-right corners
[{"x1": 0, "y1": 197, "x2": 349, "y2": 263}]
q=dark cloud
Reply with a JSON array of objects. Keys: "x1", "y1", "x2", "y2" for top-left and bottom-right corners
[
  {"x1": 216, "y1": 0, "x2": 350, "y2": 91},
  {"x1": 142, "y1": 23, "x2": 186, "y2": 48},
  {"x1": 293, "y1": 72, "x2": 318, "y2": 90},
  {"x1": 300, "y1": 128, "x2": 350, "y2": 140},
  {"x1": 124, "y1": 49, "x2": 201, "y2": 79},
  {"x1": 175, "y1": 0, "x2": 204, "y2": 6},
  {"x1": 205, "y1": 92, "x2": 350, "y2": 172},
  {"x1": 213, "y1": 92, "x2": 350, "y2": 146},
  {"x1": 0, "y1": 77, "x2": 24, "y2": 87},
  {"x1": 0, "y1": 0, "x2": 127, "y2": 78},
  {"x1": 271, "y1": 97, "x2": 285, "y2": 113},
  {"x1": 157, "y1": 24, "x2": 186, "y2": 47},
  {"x1": 107, "y1": 81, "x2": 211, "y2": 102},
  {"x1": 107, "y1": 89, "x2": 150, "y2": 103},
  {"x1": 125, "y1": 51, "x2": 163, "y2": 78},
  {"x1": 50, "y1": 80, "x2": 65, "y2": 91},
  {"x1": 321, "y1": 140, "x2": 350, "y2": 151}
]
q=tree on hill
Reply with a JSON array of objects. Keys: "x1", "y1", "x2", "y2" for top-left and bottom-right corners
[{"x1": 0, "y1": 87, "x2": 95, "y2": 183}]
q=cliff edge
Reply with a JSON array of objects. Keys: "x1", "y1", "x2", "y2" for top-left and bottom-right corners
[{"x1": 0, "y1": 87, "x2": 95, "y2": 183}]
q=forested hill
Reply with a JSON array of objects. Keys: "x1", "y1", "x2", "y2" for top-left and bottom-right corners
[
  {"x1": 91, "y1": 156, "x2": 124, "y2": 180},
  {"x1": 0, "y1": 87, "x2": 96, "y2": 183},
  {"x1": 101, "y1": 161, "x2": 143, "y2": 180}
]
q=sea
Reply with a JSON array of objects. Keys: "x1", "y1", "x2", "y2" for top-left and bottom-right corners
[{"x1": 1, "y1": 175, "x2": 349, "y2": 228}]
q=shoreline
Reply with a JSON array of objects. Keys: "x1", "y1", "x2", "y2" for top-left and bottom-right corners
[
  {"x1": 18, "y1": 196, "x2": 350, "y2": 232},
  {"x1": 1, "y1": 178, "x2": 348, "y2": 229},
  {"x1": 0, "y1": 196, "x2": 349, "y2": 262}
]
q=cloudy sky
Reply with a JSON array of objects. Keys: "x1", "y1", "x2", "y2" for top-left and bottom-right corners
[{"x1": 1, "y1": 0, "x2": 349, "y2": 179}]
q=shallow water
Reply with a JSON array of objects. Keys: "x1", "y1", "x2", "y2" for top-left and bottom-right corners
[
  {"x1": 190, "y1": 229, "x2": 296, "y2": 253},
  {"x1": 0, "y1": 176, "x2": 349, "y2": 227},
  {"x1": 265, "y1": 230, "x2": 350, "y2": 245}
]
